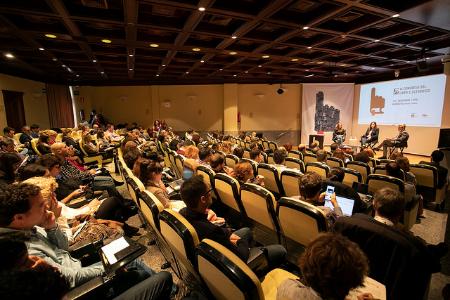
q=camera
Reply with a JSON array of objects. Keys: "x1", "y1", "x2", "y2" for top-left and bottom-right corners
[{"x1": 277, "y1": 88, "x2": 286, "y2": 94}]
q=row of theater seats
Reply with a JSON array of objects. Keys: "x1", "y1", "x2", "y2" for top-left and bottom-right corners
[{"x1": 116, "y1": 147, "x2": 303, "y2": 298}]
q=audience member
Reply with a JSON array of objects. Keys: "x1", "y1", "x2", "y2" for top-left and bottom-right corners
[
  {"x1": 210, "y1": 153, "x2": 233, "y2": 175},
  {"x1": 233, "y1": 161, "x2": 264, "y2": 186},
  {"x1": 250, "y1": 148, "x2": 264, "y2": 163},
  {"x1": 420, "y1": 150, "x2": 448, "y2": 189},
  {"x1": 30, "y1": 124, "x2": 40, "y2": 138},
  {"x1": 232, "y1": 147, "x2": 244, "y2": 159},
  {"x1": 316, "y1": 150, "x2": 328, "y2": 164}
]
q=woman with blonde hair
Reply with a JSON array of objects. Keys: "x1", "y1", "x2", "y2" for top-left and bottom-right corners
[{"x1": 184, "y1": 145, "x2": 199, "y2": 160}]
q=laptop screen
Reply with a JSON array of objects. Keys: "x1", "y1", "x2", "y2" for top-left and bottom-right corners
[{"x1": 325, "y1": 195, "x2": 355, "y2": 217}]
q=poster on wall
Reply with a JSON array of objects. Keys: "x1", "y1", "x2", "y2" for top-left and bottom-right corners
[{"x1": 301, "y1": 83, "x2": 354, "y2": 145}]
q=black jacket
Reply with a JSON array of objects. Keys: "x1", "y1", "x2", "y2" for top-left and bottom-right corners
[{"x1": 362, "y1": 127, "x2": 379, "y2": 142}]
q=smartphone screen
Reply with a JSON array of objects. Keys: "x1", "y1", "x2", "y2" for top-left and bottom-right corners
[{"x1": 325, "y1": 185, "x2": 335, "y2": 202}]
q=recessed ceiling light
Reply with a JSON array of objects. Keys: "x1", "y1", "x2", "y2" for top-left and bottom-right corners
[
  {"x1": 374, "y1": 39, "x2": 380, "y2": 42},
  {"x1": 305, "y1": 69, "x2": 309, "y2": 71},
  {"x1": 371, "y1": 67, "x2": 375, "y2": 70},
  {"x1": 262, "y1": 55, "x2": 270, "y2": 59},
  {"x1": 198, "y1": 7, "x2": 205, "y2": 11},
  {"x1": 129, "y1": 54, "x2": 133, "y2": 57},
  {"x1": 185, "y1": 71, "x2": 189, "y2": 74},
  {"x1": 267, "y1": 71, "x2": 271, "y2": 75},
  {"x1": 334, "y1": 74, "x2": 338, "y2": 77},
  {"x1": 306, "y1": 74, "x2": 314, "y2": 77},
  {"x1": 307, "y1": 46, "x2": 312, "y2": 49},
  {"x1": 291, "y1": 58, "x2": 299, "y2": 62},
  {"x1": 4, "y1": 53, "x2": 14, "y2": 59},
  {"x1": 38, "y1": 47, "x2": 45, "y2": 51},
  {"x1": 344, "y1": 73, "x2": 348, "y2": 75},
  {"x1": 162, "y1": 64, "x2": 166, "y2": 67},
  {"x1": 45, "y1": 34, "x2": 57, "y2": 38},
  {"x1": 339, "y1": 63, "x2": 346, "y2": 67},
  {"x1": 219, "y1": 68, "x2": 223, "y2": 71},
  {"x1": 245, "y1": 71, "x2": 248, "y2": 73},
  {"x1": 156, "y1": 74, "x2": 159, "y2": 77},
  {"x1": 303, "y1": 26, "x2": 309, "y2": 30},
  {"x1": 426, "y1": 57, "x2": 430, "y2": 60},
  {"x1": 62, "y1": 64, "x2": 66, "y2": 67},
  {"x1": 258, "y1": 65, "x2": 262, "y2": 67},
  {"x1": 317, "y1": 61, "x2": 324, "y2": 64},
  {"x1": 192, "y1": 48, "x2": 201, "y2": 52},
  {"x1": 406, "y1": 61, "x2": 410, "y2": 63},
  {"x1": 100, "y1": 71, "x2": 105, "y2": 74},
  {"x1": 92, "y1": 59, "x2": 97, "y2": 63},
  {"x1": 233, "y1": 74, "x2": 237, "y2": 77},
  {"x1": 129, "y1": 68, "x2": 133, "y2": 71},
  {"x1": 52, "y1": 58, "x2": 57, "y2": 61},
  {"x1": 229, "y1": 51, "x2": 237, "y2": 55},
  {"x1": 101, "y1": 39, "x2": 112, "y2": 44},
  {"x1": 231, "y1": 35, "x2": 237, "y2": 39},
  {"x1": 200, "y1": 60, "x2": 205, "y2": 63},
  {"x1": 149, "y1": 43, "x2": 159, "y2": 48},
  {"x1": 392, "y1": 14, "x2": 400, "y2": 18},
  {"x1": 76, "y1": 74, "x2": 80, "y2": 77}
]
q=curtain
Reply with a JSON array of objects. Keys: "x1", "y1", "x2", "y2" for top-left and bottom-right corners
[{"x1": 46, "y1": 84, "x2": 74, "y2": 128}]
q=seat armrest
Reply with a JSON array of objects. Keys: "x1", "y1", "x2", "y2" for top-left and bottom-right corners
[
  {"x1": 64, "y1": 276, "x2": 106, "y2": 300},
  {"x1": 70, "y1": 239, "x2": 104, "y2": 259}
]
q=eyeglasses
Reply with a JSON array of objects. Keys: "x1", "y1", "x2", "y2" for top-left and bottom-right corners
[{"x1": 202, "y1": 188, "x2": 213, "y2": 197}]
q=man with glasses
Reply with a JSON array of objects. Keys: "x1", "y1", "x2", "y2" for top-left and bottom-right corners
[{"x1": 179, "y1": 175, "x2": 286, "y2": 271}]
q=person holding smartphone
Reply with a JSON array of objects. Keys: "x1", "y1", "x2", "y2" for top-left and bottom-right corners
[{"x1": 299, "y1": 172, "x2": 343, "y2": 226}]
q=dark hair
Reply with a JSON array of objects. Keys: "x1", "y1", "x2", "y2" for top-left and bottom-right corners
[
  {"x1": 386, "y1": 162, "x2": 403, "y2": 181},
  {"x1": 97, "y1": 131, "x2": 105, "y2": 138},
  {"x1": 328, "y1": 167, "x2": 345, "y2": 182},
  {"x1": 0, "y1": 153, "x2": 22, "y2": 184},
  {"x1": 3, "y1": 126, "x2": 14, "y2": 135},
  {"x1": 123, "y1": 148, "x2": 141, "y2": 169},
  {"x1": 300, "y1": 233, "x2": 368, "y2": 300},
  {"x1": 316, "y1": 150, "x2": 327, "y2": 163},
  {"x1": 139, "y1": 160, "x2": 163, "y2": 186},
  {"x1": 0, "y1": 183, "x2": 41, "y2": 227},
  {"x1": 199, "y1": 147, "x2": 212, "y2": 161},
  {"x1": 17, "y1": 164, "x2": 48, "y2": 181},
  {"x1": 273, "y1": 149, "x2": 287, "y2": 164},
  {"x1": 169, "y1": 139, "x2": 179, "y2": 151},
  {"x1": 373, "y1": 187, "x2": 405, "y2": 220},
  {"x1": 396, "y1": 157, "x2": 410, "y2": 173},
  {"x1": 36, "y1": 154, "x2": 62, "y2": 170},
  {"x1": 210, "y1": 153, "x2": 225, "y2": 171},
  {"x1": 0, "y1": 235, "x2": 28, "y2": 270},
  {"x1": 180, "y1": 175, "x2": 207, "y2": 209},
  {"x1": 431, "y1": 150, "x2": 444, "y2": 163},
  {"x1": 232, "y1": 147, "x2": 244, "y2": 159},
  {"x1": 354, "y1": 151, "x2": 370, "y2": 164},
  {"x1": 30, "y1": 124, "x2": 40, "y2": 130},
  {"x1": 330, "y1": 143, "x2": 338, "y2": 152},
  {"x1": 38, "y1": 134, "x2": 49, "y2": 144},
  {"x1": 300, "y1": 172, "x2": 323, "y2": 199},
  {"x1": 249, "y1": 148, "x2": 261, "y2": 160}
]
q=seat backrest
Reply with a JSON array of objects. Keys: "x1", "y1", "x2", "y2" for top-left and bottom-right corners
[
  {"x1": 78, "y1": 138, "x2": 90, "y2": 156},
  {"x1": 225, "y1": 154, "x2": 239, "y2": 168},
  {"x1": 196, "y1": 165, "x2": 216, "y2": 189},
  {"x1": 257, "y1": 163, "x2": 284, "y2": 196},
  {"x1": 268, "y1": 141, "x2": 277, "y2": 151},
  {"x1": 305, "y1": 162, "x2": 330, "y2": 179},
  {"x1": 346, "y1": 161, "x2": 371, "y2": 183},
  {"x1": 267, "y1": 154, "x2": 275, "y2": 165},
  {"x1": 240, "y1": 183, "x2": 279, "y2": 232},
  {"x1": 139, "y1": 190, "x2": 164, "y2": 231},
  {"x1": 342, "y1": 167, "x2": 362, "y2": 188},
  {"x1": 280, "y1": 170, "x2": 303, "y2": 197},
  {"x1": 126, "y1": 175, "x2": 145, "y2": 205},
  {"x1": 31, "y1": 138, "x2": 41, "y2": 155},
  {"x1": 409, "y1": 164, "x2": 437, "y2": 188},
  {"x1": 159, "y1": 209, "x2": 200, "y2": 265},
  {"x1": 168, "y1": 152, "x2": 179, "y2": 178},
  {"x1": 13, "y1": 133, "x2": 22, "y2": 142},
  {"x1": 367, "y1": 174, "x2": 404, "y2": 195},
  {"x1": 303, "y1": 153, "x2": 317, "y2": 164},
  {"x1": 288, "y1": 150, "x2": 303, "y2": 161},
  {"x1": 277, "y1": 197, "x2": 328, "y2": 247},
  {"x1": 285, "y1": 157, "x2": 305, "y2": 173},
  {"x1": 214, "y1": 173, "x2": 243, "y2": 213},
  {"x1": 377, "y1": 159, "x2": 394, "y2": 166},
  {"x1": 262, "y1": 140, "x2": 269, "y2": 150},
  {"x1": 196, "y1": 239, "x2": 263, "y2": 300},
  {"x1": 335, "y1": 214, "x2": 432, "y2": 300},
  {"x1": 373, "y1": 165, "x2": 387, "y2": 176},
  {"x1": 326, "y1": 157, "x2": 344, "y2": 168},
  {"x1": 175, "y1": 155, "x2": 185, "y2": 179},
  {"x1": 240, "y1": 158, "x2": 258, "y2": 175}
]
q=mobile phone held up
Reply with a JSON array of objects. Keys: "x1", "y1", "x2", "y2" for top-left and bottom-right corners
[{"x1": 325, "y1": 185, "x2": 335, "y2": 202}]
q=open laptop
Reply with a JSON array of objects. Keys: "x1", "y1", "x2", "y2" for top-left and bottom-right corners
[
  {"x1": 100, "y1": 237, "x2": 146, "y2": 276},
  {"x1": 325, "y1": 195, "x2": 355, "y2": 217}
]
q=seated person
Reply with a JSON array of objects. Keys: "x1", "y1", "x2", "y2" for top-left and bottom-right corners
[
  {"x1": 249, "y1": 148, "x2": 264, "y2": 164},
  {"x1": 0, "y1": 236, "x2": 173, "y2": 299},
  {"x1": 104, "y1": 124, "x2": 123, "y2": 143},
  {"x1": 19, "y1": 126, "x2": 33, "y2": 150},
  {"x1": 360, "y1": 121, "x2": 379, "y2": 147},
  {"x1": 82, "y1": 134, "x2": 113, "y2": 160},
  {"x1": 184, "y1": 145, "x2": 199, "y2": 160},
  {"x1": 233, "y1": 161, "x2": 264, "y2": 186},
  {"x1": 232, "y1": 146, "x2": 244, "y2": 159},
  {"x1": 179, "y1": 176, "x2": 286, "y2": 270},
  {"x1": 0, "y1": 152, "x2": 22, "y2": 185},
  {"x1": 198, "y1": 147, "x2": 212, "y2": 166},
  {"x1": 353, "y1": 151, "x2": 370, "y2": 164},
  {"x1": 277, "y1": 233, "x2": 370, "y2": 300},
  {"x1": 37, "y1": 134, "x2": 52, "y2": 155},
  {"x1": 374, "y1": 124, "x2": 409, "y2": 159},
  {"x1": 332, "y1": 148, "x2": 347, "y2": 164},
  {"x1": 309, "y1": 141, "x2": 320, "y2": 154},
  {"x1": 332, "y1": 122, "x2": 346, "y2": 145},
  {"x1": 324, "y1": 168, "x2": 367, "y2": 214},
  {"x1": 139, "y1": 159, "x2": 184, "y2": 210},
  {"x1": 419, "y1": 150, "x2": 448, "y2": 189},
  {"x1": 210, "y1": 153, "x2": 233, "y2": 175},
  {"x1": 316, "y1": 150, "x2": 328, "y2": 165},
  {"x1": 396, "y1": 156, "x2": 416, "y2": 185},
  {"x1": 273, "y1": 148, "x2": 287, "y2": 171},
  {"x1": 296, "y1": 172, "x2": 343, "y2": 226}
]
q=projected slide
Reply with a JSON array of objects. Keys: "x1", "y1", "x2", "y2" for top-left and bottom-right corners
[{"x1": 358, "y1": 74, "x2": 446, "y2": 127}]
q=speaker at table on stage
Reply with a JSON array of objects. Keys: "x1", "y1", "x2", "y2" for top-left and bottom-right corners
[{"x1": 332, "y1": 122, "x2": 346, "y2": 145}]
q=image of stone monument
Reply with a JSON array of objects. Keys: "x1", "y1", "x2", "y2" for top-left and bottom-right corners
[{"x1": 314, "y1": 91, "x2": 340, "y2": 131}]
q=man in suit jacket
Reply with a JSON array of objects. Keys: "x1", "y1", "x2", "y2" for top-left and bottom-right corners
[
  {"x1": 420, "y1": 150, "x2": 448, "y2": 189},
  {"x1": 375, "y1": 124, "x2": 409, "y2": 158}
]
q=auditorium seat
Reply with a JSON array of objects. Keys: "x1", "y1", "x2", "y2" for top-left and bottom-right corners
[
  {"x1": 342, "y1": 167, "x2": 363, "y2": 188},
  {"x1": 159, "y1": 209, "x2": 201, "y2": 283},
  {"x1": 268, "y1": 141, "x2": 278, "y2": 152},
  {"x1": 374, "y1": 165, "x2": 406, "y2": 181},
  {"x1": 262, "y1": 140, "x2": 269, "y2": 151},
  {"x1": 168, "y1": 151, "x2": 179, "y2": 178},
  {"x1": 303, "y1": 153, "x2": 317, "y2": 164},
  {"x1": 257, "y1": 163, "x2": 284, "y2": 198},
  {"x1": 284, "y1": 157, "x2": 305, "y2": 173},
  {"x1": 78, "y1": 138, "x2": 103, "y2": 168},
  {"x1": 196, "y1": 165, "x2": 215, "y2": 190},
  {"x1": 267, "y1": 154, "x2": 275, "y2": 165},
  {"x1": 240, "y1": 158, "x2": 258, "y2": 175},
  {"x1": 240, "y1": 183, "x2": 280, "y2": 243},
  {"x1": 214, "y1": 173, "x2": 245, "y2": 216},
  {"x1": 175, "y1": 154, "x2": 185, "y2": 180},
  {"x1": 225, "y1": 154, "x2": 239, "y2": 168},
  {"x1": 346, "y1": 161, "x2": 371, "y2": 183},
  {"x1": 280, "y1": 169, "x2": 303, "y2": 197},
  {"x1": 326, "y1": 157, "x2": 344, "y2": 168},
  {"x1": 196, "y1": 239, "x2": 298, "y2": 300},
  {"x1": 305, "y1": 162, "x2": 330, "y2": 179},
  {"x1": 410, "y1": 164, "x2": 447, "y2": 209},
  {"x1": 288, "y1": 150, "x2": 303, "y2": 161},
  {"x1": 277, "y1": 197, "x2": 328, "y2": 248}
]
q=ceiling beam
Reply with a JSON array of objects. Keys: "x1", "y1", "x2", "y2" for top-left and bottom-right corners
[{"x1": 124, "y1": 0, "x2": 138, "y2": 79}]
